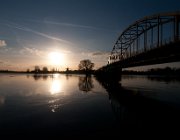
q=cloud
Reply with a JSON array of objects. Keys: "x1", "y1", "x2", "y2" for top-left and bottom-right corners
[
  {"x1": 0, "y1": 40, "x2": 7, "y2": 47},
  {"x1": 20, "y1": 47, "x2": 44, "y2": 56},
  {"x1": 5, "y1": 21, "x2": 72, "y2": 45},
  {"x1": 28, "y1": 19, "x2": 118, "y2": 33},
  {"x1": 44, "y1": 21, "x2": 104, "y2": 31},
  {"x1": 81, "y1": 51, "x2": 110, "y2": 58},
  {"x1": 91, "y1": 51, "x2": 110, "y2": 56}
]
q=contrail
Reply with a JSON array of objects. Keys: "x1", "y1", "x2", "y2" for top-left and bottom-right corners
[
  {"x1": 5, "y1": 21, "x2": 72, "y2": 45},
  {"x1": 44, "y1": 20, "x2": 102, "y2": 30},
  {"x1": 27, "y1": 19, "x2": 118, "y2": 33}
]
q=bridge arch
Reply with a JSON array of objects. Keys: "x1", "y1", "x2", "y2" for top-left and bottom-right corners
[{"x1": 109, "y1": 12, "x2": 180, "y2": 64}]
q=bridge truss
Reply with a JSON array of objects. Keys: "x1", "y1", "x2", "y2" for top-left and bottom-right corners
[{"x1": 109, "y1": 12, "x2": 180, "y2": 64}]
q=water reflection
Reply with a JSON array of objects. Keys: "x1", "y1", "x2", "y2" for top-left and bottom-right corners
[
  {"x1": 66, "y1": 74, "x2": 70, "y2": 80},
  {"x1": 49, "y1": 79, "x2": 63, "y2": 112},
  {"x1": 122, "y1": 75, "x2": 180, "y2": 83},
  {"x1": 78, "y1": 75, "x2": 94, "y2": 92},
  {"x1": 48, "y1": 74, "x2": 64, "y2": 112},
  {"x1": 96, "y1": 75, "x2": 180, "y2": 130},
  {"x1": 49, "y1": 99, "x2": 62, "y2": 113},
  {"x1": 1, "y1": 73, "x2": 180, "y2": 136},
  {"x1": 147, "y1": 75, "x2": 180, "y2": 83},
  {"x1": 0, "y1": 96, "x2": 5, "y2": 106},
  {"x1": 50, "y1": 79, "x2": 62, "y2": 95},
  {"x1": 26, "y1": 74, "x2": 65, "y2": 112},
  {"x1": 28, "y1": 74, "x2": 53, "y2": 81}
]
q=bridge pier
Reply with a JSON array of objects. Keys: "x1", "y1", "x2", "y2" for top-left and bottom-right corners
[
  {"x1": 175, "y1": 15, "x2": 179, "y2": 41},
  {"x1": 95, "y1": 63, "x2": 122, "y2": 82}
]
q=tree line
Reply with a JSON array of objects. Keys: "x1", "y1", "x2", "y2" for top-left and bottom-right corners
[
  {"x1": 26, "y1": 59, "x2": 95, "y2": 74},
  {"x1": 27, "y1": 66, "x2": 59, "y2": 73},
  {"x1": 122, "y1": 67, "x2": 180, "y2": 76}
]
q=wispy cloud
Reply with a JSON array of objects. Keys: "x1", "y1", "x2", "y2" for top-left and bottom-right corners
[
  {"x1": 0, "y1": 59, "x2": 11, "y2": 66},
  {"x1": 91, "y1": 51, "x2": 110, "y2": 56},
  {"x1": 0, "y1": 40, "x2": 7, "y2": 47},
  {"x1": 28, "y1": 19, "x2": 118, "y2": 33},
  {"x1": 44, "y1": 21, "x2": 103, "y2": 30},
  {"x1": 20, "y1": 47, "x2": 45, "y2": 57},
  {"x1": 5, "y1": 21, "x2": 72, "y2": 45},
  {"x1": 81, "y1": 51, "x2": 110, "y2": 59}
]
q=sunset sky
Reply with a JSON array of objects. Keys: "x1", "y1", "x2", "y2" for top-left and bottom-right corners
[{"x1": 0, "y1": 0, "x2": 180, "y2": 71}]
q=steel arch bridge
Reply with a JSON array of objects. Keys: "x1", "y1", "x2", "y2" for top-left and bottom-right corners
[{"x1": 108, "y1": 11, "x2": 180, "y2": 66}]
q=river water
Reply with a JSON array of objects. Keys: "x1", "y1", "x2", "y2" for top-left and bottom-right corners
[{"x1": 0, "y1": 73, "x2": 180, "y2": 137}]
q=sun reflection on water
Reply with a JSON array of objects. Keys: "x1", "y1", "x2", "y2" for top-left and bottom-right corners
[
  {"x1": 50, "y1": 104, "x2": 62, "y2": 112},
  {"x1": 50, "y1": 79, "x2": 62, "y2": 95},
  {"x1": 49, "y1": 74, "x2": 64, "y2": 112}
]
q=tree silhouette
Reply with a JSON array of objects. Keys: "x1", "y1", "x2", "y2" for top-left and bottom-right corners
[
  {"x1": 78, "y1": 59, "x2": 94, "y2": 74},
  {"x1": 34, "y1": 66, "x2": 40, "y2": 73},
  {"x1": 42, "y1": 66, "x2": 48, "y2": 73},
  {"x1": 26, "y1": 69, "x2": 30, "y2": 73}
]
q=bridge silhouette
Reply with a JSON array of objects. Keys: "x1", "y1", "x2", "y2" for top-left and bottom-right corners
[{"x1": 96, "y1": 12, "x2": 180, "y2": 76}]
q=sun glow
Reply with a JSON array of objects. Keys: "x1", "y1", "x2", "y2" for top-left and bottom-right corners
[{"x1": 48, "y1": 52, "x2": 65, "y2": 65}]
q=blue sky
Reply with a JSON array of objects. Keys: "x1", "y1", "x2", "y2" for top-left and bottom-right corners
[{"x1": 0, "y1": 0, "x2": 180, "y2": 71}]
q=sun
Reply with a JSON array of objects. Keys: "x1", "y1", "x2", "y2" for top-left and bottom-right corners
[{"x1": 48, "y1": 52, "x2": 65, "y2": 65}]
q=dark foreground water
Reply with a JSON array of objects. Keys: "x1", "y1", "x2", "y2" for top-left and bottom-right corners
[{"x1": 0, "y1": 73, "x2": 180, "y2": 138}]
